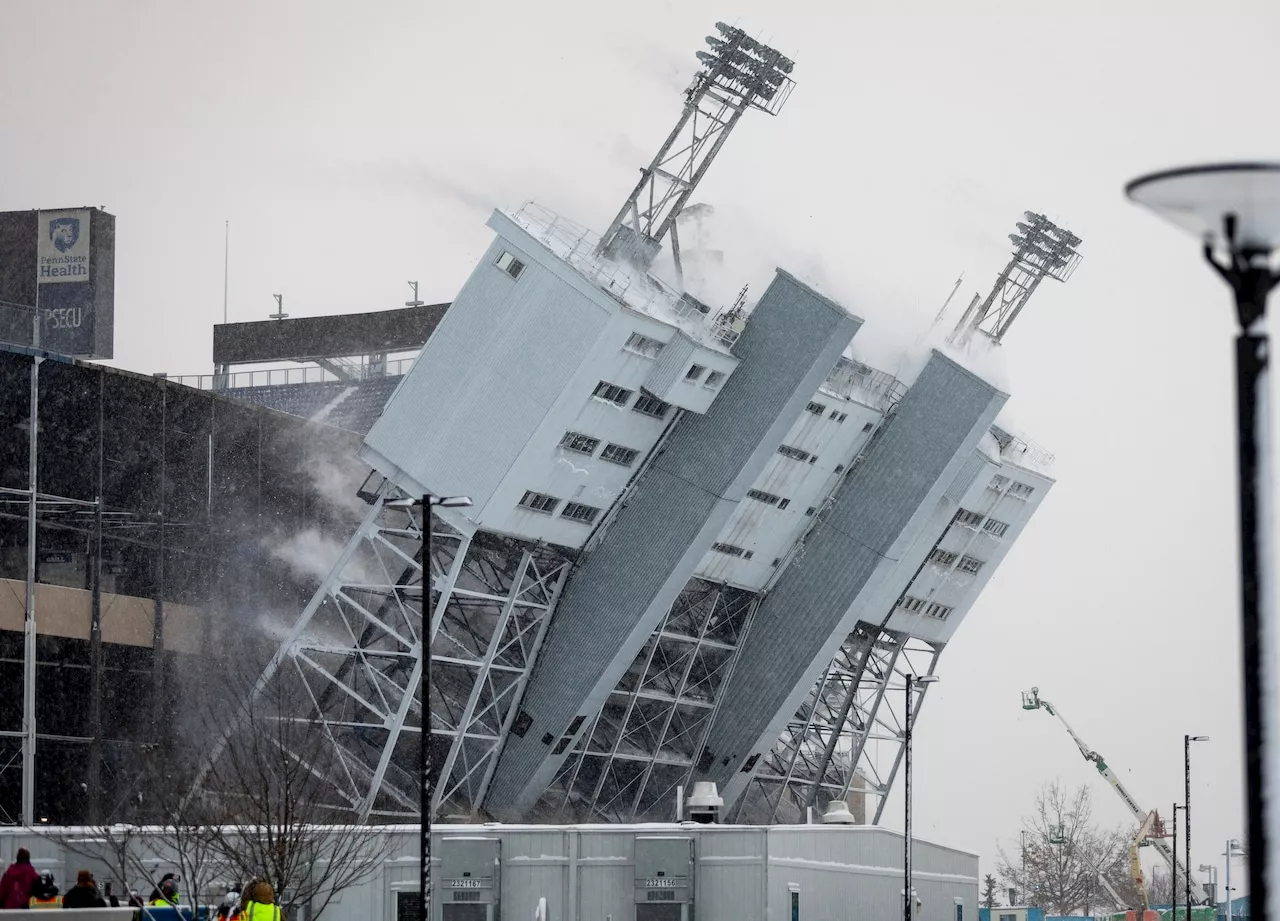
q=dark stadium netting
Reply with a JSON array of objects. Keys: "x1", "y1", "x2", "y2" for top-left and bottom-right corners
[{"x1": 0, "y1": 347, "x2": 370, "y2": 824}]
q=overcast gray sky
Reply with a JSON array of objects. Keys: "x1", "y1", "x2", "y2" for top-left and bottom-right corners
[{"x1": 2, "y1": 0, "x2": 1275, "y2": 887}]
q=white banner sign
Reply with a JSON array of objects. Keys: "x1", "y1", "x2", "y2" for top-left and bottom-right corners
[{"x1": 37, "y1": 209, "x2": 91, "y2": 284}]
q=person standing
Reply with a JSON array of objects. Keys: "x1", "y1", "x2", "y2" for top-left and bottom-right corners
[
  {"x1": 28, "y1": 872, "x2": 59, "y2": 908},
  {"x1": 0, "y1": 849, "x2": 40, "y2": 909},
  {"x1": 148, "y1": 873, "x2": 180, "y2": 907},
  {"x1": 240, "y1": 879, "x2": 283, "y2": 921},
  {"x1": 62, "y1": 870, "x2": 107, "y2": 909}
]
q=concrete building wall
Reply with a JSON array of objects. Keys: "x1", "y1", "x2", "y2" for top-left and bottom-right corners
[{"x1": 484, "y1": 270, "x2": 863, "y2": 818}]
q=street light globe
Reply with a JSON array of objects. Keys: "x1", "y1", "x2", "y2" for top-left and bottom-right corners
[{"x1": 1126, "y1": 162, "x2": 1280, "y2": 253}]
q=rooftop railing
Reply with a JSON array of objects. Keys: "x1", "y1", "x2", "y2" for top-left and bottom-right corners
[
  {"x1": 167, "y1": 356, "x2": 415, "y2": 392},
  {"x1": 510, "y1": 202, "x2": 743, "y2": 349},
  {"x1": 821, "y1": 358, "x2": 907, "y2": 413}
]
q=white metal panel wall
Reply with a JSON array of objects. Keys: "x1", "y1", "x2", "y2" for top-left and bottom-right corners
[
  {"x1": 696, "y1": 396, "x2": 881, "y2": 590},
  {"x1": 478, "y1": 309, "x2": 696, "y2": 547},
  {"x1": 360, "y1": 224, "x2": 614, "y2": 512},
  {"x1": 487, "y1": 829, "x2": 568, "y2": 921},
  {"x1": 0, "y1": 824, "x2": 978, "y2": 921},
  {"x1": 928, "y1": 459, "x2": 1053, "y2": 644},
  {"x1": 766, "y1": 828, "x2": 978, "y2": 921},
  {"x1": 697, "y1": 828, "x2": 768, "y2": 921},
  {"x1": 575, "y1": 829, "x2": 635, "y2": 921}
]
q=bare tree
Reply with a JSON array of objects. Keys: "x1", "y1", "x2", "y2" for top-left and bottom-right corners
[
  {"x1": 197, "y1": 660, "x2": 393, "y2": 920},
  {"x1": 36, "y1": 745, "x2": 171, "y2": 904},
  {"x1": 150, "y1": 760, "x2": 231, "y2": 910},
  {"x1": 998, "y1": 781, "x2": 1134, "y2": 915},
  {"x1": 1147, "y1": 865, "x2": 1177, "y2": 906}
]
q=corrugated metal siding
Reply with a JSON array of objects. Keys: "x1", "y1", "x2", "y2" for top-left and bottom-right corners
[
  {"x1": 945, "y1": 449, "x2": 988, "y2": 502},
  {"x1": 360, "y1": 237, "x2": 611, "y2": 508},
  {"x1": 699, "y1": 352, "x2": 1008, "y2": 788},
  {"x1": 646, "y1": 329, "x2": 697, "y2": 394},
  {"x1": 484, "y1": 270, "x2": 862, "y2": 816}
]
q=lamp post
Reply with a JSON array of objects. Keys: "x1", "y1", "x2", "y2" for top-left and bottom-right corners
[
  {"x1": 1224, "y1": 839, "x2": 1244, "y2": 921},
  {"x1": 1186, "y1": 735, "x2": 1210, "y2": 915},
  {"x1": 904, "y1": 673, "x2": 939, "y2": 921},
  {"x1": 390, "y1": 492, "x2": 474, "y2": 921},
  {"x1": 1198, "y1": 864, "x2": 1219, "y2": 908},
  {"x1": 1128, "y1": 163, "x2": 1280, "y2": 921},
  {"x1": 1174, "y1": 804, "x2": 1184, "y2": 920}
]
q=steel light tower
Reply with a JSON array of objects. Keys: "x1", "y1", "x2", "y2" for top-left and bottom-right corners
[
  {"x1": 949, "y1": 211, "x2": 1083, "y2": 347},
  {"x1": 1127, "y1": 162, "x2": 1280, "y2": 921},
  {"x1": 597, "y1": 23, "x2": 794, "y2": 283}
]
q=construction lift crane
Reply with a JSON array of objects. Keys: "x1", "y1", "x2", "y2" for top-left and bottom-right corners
[{"x1": 1022, "y1": 688, "x2": 1207, "y2": 904}]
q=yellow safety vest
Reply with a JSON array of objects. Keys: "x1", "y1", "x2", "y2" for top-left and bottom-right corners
[{"x1": 243, "y1": 902, "x2": 283, "y2": 921}]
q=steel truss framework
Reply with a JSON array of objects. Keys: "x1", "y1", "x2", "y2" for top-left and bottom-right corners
[
  {"x1": 538, "y1": 579, "x2": 759, "y2": 823},
  {"x1": 205, "y1": 481, "x2": 572, "y2": 821},
  {"x1": 950, "y1": 212, "x2": 1083, "y2": 346},
  {"x1": 732, "y1": 624, "x2": 942, "y2": 825},
  {"x1": 597, "y1": 25, "x2": 793, "y2": 277}
]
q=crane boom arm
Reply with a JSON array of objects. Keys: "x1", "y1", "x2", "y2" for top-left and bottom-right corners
[{"x1": 1022, "y1": 689, "x2": 1204, "y2": 901}]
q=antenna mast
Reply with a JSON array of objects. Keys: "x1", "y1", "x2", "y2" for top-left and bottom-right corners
[
  {"x1": 950, "y1": 211, "x2": 1083, "y2": 346},
  {"x1": 597, "y1": 23, "x2": 795, "y2": 282}
]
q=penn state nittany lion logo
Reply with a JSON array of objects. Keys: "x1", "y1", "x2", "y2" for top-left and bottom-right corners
[{"x1": 48, "y1": 217, "x2": 80, "y2": 253}]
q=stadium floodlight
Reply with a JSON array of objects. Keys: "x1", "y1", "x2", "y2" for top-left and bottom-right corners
[{"x1": 1126, "y1": 162, "x2": 1280, "y2": 921}]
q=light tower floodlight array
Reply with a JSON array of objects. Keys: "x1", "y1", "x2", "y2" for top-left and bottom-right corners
[
  {"x1": 697, "y1": 23, "x2": 795, "y2": 114},
  {"x1": 597, "y1": 23, "x2": 795, "y2": 280},
  {"x1": 950, "y1": 211, "x2": 1083, "y2": 346}
]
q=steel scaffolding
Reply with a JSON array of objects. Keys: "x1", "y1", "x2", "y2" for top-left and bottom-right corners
[
  {"x1": 731, "y1": 625, "x2": 942, "y2": 824},
  {"x1": 539, "y1": 579, "x2": 759, "y2": 823},
  {"x1": 199, "y1": 477, "x2": 572, "y2": 821}
]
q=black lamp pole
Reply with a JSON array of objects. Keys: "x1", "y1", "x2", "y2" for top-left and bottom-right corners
[
  {"x1": 1185, "y1": 736, "x2": 1209, "y2": 914},
  {"x1": 1127, "y1": 165, "x2": 1280, "y2": 921},
  {"x1": 903, "y1": 673, "x2": 938, "y2": 921},
  {"x1": 1173, "y1": 804, "x2": 1182, "y2": 921},
  {"x1": 1186, "y1": 737, "x2": 1192, "y2": 917},
  {"x1": 412, "y1": 491, "x2": 472, "y2": 921},
  {"x1": 904, "y1": 674, "x2": 914, "y2": 921},
  {"x1": 1206, "y1": 234, "x2": 1277, "y2": 921},
  {"x1": 421, "y1": 494, "x2": 434, "y2": 921}
]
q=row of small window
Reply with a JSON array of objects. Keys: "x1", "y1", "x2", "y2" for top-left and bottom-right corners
[
  {"x1": 929, "y1": 549, "x2": 985, "y2": 575},
  {"x1": 592, "y1": 381, "x2": 674, "y2": 419},
  {"x1": 711, "y1": 541, "x2": 755, "y2": 560},
  {"x1": 518, "y1": 490, "x2": 603, "y2": 524},
  {"x1": 804, "y1": 401, "x2": 852, "y2": 424},
  {"x1": 623, "y1": 334, "x2": 726, "y2": 388},
  {"x1": 899, "y1": 595, "x2": 955, "y2": 621},
  {"x1": 746, "y1": 488, "x2": 828, "y2": 518},
  {"x1": 777, "y1": 444, "x2": 818, "y2": 464},
  {"x1": 953, "y1": 508, "x2": 1011, "y2": 537},
  {"x1": 746, "y1": 488, "x2": 792, "y2": 509},
  {"x1": 559, "y1": 431, "x2": 641, "y2": 466},
  {"x1": 987, "y1": 474, "x2": 1036, "y2": 499}
]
